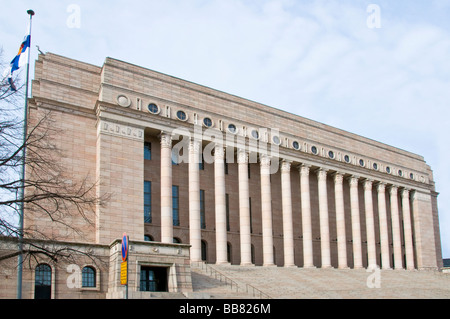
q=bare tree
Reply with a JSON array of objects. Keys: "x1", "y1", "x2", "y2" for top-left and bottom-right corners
[{"x1": 0, "y1": 50, "x2": 107, "y2": 266}]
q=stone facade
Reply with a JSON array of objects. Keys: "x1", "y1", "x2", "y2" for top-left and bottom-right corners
[{"x1": 0, "y1": 52, "x2": 443, "y2": 299}]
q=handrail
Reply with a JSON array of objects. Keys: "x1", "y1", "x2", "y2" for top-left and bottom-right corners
[{"x1": 193, "y1": 262, "x2": 271, "y2": 299}]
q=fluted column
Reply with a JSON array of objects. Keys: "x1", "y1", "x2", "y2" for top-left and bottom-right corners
[
  {"x1": 260, "y1": 155, "x2": 275, "y2": 266},
  {"x1": 377, "y1": 183, "x2": 391, "y2": 269},
  {"x1": 160, "y1": 132, "x2": 173, "y2": 244},
  {"x1": 349, "y1": 176, "x2": 363, "y2": 269},
  {"x1": 402, "y1": 189, "x2": 415, "y2": 270},
  {"x1": 390, "y1": 186, "x2": 403, "y2": 270},
  {"x1": 214, "y1": 145, "x2": 228, "y2": 264},
  {"x1": 281, "y1": 160, "x2": 295, "y2": 267},
  {"x1": 189, "y1": 139, "x2": 201, "y2": 262},
  {"x1": 238, "y1": 149, "x2": 252, "y2": 266},
  {"x1": 300, "y1": 164, "x2": 314, "y2": 268},
  {"x1": 334, "y1": 172, "x2": 348, "y2": 269},
  {"x1": 317, "y1": 168, "x2": 331, "y2": 268},
  {"x1": 364, "y1": 179, "x2": 377, "y2": 268}
]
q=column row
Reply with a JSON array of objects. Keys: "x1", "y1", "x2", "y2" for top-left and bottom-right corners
[{"x1": 161, "y1": 135, "x2": 416, "y2": 269}]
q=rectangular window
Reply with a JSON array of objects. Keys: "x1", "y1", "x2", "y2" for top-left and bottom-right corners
[
  {"x1": 199, "y1": 154, "x2": 204, "y2": 170},
  {"x1": 226, "y1": 193, "x2": 230, "y2": 232},
  {"x1": 249, "y1": 197, "x2": 253, "y2": 234},
  {"x1": 224, "y1": 162, "x2": 229, "y2": 175},
  {"x1": 144, "y1": 181, "x2": 152, "y2": 223},
  {"x1": 200, "y1": 190, "x2": 206, "y2": 229},
  {"x1": 248, "y1": 163, "x2": 251, "y2": 179},
  {"x1": 173, "y1": 185, "x2": 180, "y2": 226},
  {"x1": 144, "y1": 142, "x2": 152, "y2": 160}
]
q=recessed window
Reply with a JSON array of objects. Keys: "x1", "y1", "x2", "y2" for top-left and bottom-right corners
[
  {"x1": 172, "y1": 185, "x2": 180, "y2": 226},
  {"x1": 359, "y1": 159, "x2": 365, "y2": 167},
  {"x1": 228, "y1": 124, "x2": 237, "y2": 134},
  {"x1": 148, "y1": 103, "x2": 159, "y2": 114},
  {"x1": 176, "y1": 110, "x2": 187, "y2": 121},
  {"x1": 144, "y1": 181, "x2": 152, "y2": 224},
  {"x1": 251, "y1": 130, "x2": 259, "y2": 140},
  {"x1": 398, "y1": 170, "x2": 403, "y2": 177},
  {"x1": 410, "y1": 173, "x2": 414, "y2": 179},
  {"x1": 328, "y1": 151, "x2": 335, "y2": 159},
  {"x1": 373, "y1": 163, "x2": 378, "y2": 170},
  {"x1": 82, "y1": 267, "x2": 96, "y2": 288},
  {"x1": 272, "y1": 136, "x2": 281, "y2": 145},
  {"x1": 203, "y1": 117, "x2": 213, "y2": 128},
  {"x1": 293, "y1": 141, "x2": 300, "y2": 150},
  {"x1": 144, "y1": 142, "x2": 152, "y2": 161},
  {"x1": 386, "y1": 166, "x2": 391, "y2": 174},
  {"x1": 311, "y1": 146, "x2": 318, "y2": 155},
  {"x1": 344, "y1": 155, "x2": 350, "y2": 163}
]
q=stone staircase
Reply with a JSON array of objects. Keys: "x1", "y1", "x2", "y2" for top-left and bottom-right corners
[{"x1": 189, "y1": 263, "x2": 450, "y2": 299}]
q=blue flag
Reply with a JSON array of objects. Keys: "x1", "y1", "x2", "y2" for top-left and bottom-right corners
[{"x1": 3, "y1": 31, "x2": 31, "y2": 92}]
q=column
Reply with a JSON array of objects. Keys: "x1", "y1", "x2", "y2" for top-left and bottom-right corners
[
  {"x1": 349, "y1": 176, "x2": 363, "y2": 269},
  {"x1": 300, "y1": 164, "x2": 314, "y2": 268},
  {"x1": 238, "y1": 149, "x2": 252, "y2": 266},
  {"x1": 401, "y1": 189, "x2": 415, "y2": 270},
  {"x1": 334, "y1": 172, "x2": 348, "y2": 269},
  {"x1": 364, "y1": 179, "x2": 377, "y2": 268},
  {"x1": 390, "y1": 186, "x2": 403, "y2": 270},
  {"x1": 281, "y1": 160, "x2": 295, "y2": 267},
  {"x1": 160, "y1": 132, "x2": 173, "y2": 244},
  {"x1": 377, "y1": 183, "x2": 391, "y2": 269},
  {"x1": 317, "y1": 169, "x2": 331, "y2": 268},
  {"x1": 260, "y1": 155, "x2": 275, "y2": 266},
  {"x1": 214, "y1": 145, "x2": 228, "y2": 264},
  {"x1": 189, "y1": 139, "x2": 201, "y2": 262}
]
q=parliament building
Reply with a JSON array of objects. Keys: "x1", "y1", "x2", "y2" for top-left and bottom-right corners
[{"x1": 0, "y1": 53, "x2": 443, "y2": 299}]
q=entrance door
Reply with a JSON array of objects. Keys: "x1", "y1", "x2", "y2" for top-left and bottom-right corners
[{"x1": 140, "y1": 267, "x2": 168, "y2": 292}]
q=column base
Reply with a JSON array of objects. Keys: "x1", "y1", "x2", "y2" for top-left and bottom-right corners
[
  {"x1": 302, "y1": 265, "x2": 316, "y2": 269},
  {"x1": 338, "y1": 266, "x2": 350, "y2": 270},
  {"x1": 284, "y1": 264, "x2": 298, "y2": 268},
  {"x1": 216, "y1": 262, "x2": 231, "y2": 266},
  {"x1": 240, "y1": 263, "x2": 255, "y2": 267},
  {"x1": 263, "y1": 263, "x2": 277, "y2": 267}
]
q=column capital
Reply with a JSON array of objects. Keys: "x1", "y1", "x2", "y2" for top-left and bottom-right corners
[
  {"x1": 160, "y1": 132, "x2": 172, "y2": 148},
  {"x1": 348, "y1": 175, "x2": 360, "y2": 187},
  {"x1": 377, "y1": 182, "x2": 386, "y2": 192},
  {"x1": 189, "y1": 139, "x2": 201, "y2": 153},
  {"x1": 363, "y1": 179, "x2": 373, "y2": 190},
  {"x1": 316, "y1": 168, "x2": 328, "y2": 181},
  {"x1": 401, "y1": 188, "x2": 411, "y2": 198},
  {"x1": 214, "y1": 145, "x2": 225, "y2": 160},
  {"x1": 281, "y1": 160, "x2": 292, "y2": 172},
  {"x1": 389, "y1": 185, "x2": 399, "y2": 195},
  {"x1": 237, "y1": 149, "x2": 249, "y2": 164},
  {"x1": 299, "y1": 164, "x2": 311, "y2": 176},
  {"x1": 334, "y1": 172, "x2": 344, "y2": 184},
  {"x1": 259, "y1": 154, "x2": 271, "y2": 167}
]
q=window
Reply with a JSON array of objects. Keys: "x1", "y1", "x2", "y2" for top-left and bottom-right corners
[
  {"x1": 201, "y1": 240, "x2": 208, "y2": 262},
  {"x1": 344, "y1": 155, "x2": 350, "y2": 163},
  {"x1": 272, "y1": 135, "x2": 281, "y2": 145},
  {"x1": 173, "y1": 237, "x2": 181, "y2": 244},
  {"x1": 200, "y1": 190, "x2": 206, "y2": 229},
  {"x1": 227, "y1": 242, "x2": 232, "y2": 263},
  {"x1": 203, "y1": 117, "x2": 213, "y2": 128},
  {"x1": 251, "y1": 130, "x2": 259, "y2": 140},
  {"x1": 144, "y1": 235, "x2": 154, "y2": 242},
  {"x1": 35, "y1": 264, "x2": 51, "y2": 299},
  {"x1": 144, "y1": 142, "x2": 152, "y2": 160},
  {"x1": 373, "y1": 163, "x2": 378, "y2": 170},
  {"x1": 199, "y1": 154, "x2": 205, "y2": 171},
  {"x1": 176, "y1": 110, "x2": 187, "y2": 121},
  {"x1": 224, "y1": 162, "x2": 229, "y2": 175},
  {"x1": 386, "y1": 166, "x2": 391, "y2": 174},
  {"x1": 82, "y1": 267, "x2": 96, "y2": 288},
  {"x1": 398, "y1": 170, "x2": 403, "y2": 177},
  {"x1": 228, "y1": 124, "x2": 237, "y2": 134},
  {"x1": 249, "y1": 197, "x2": 253, "y2": 234},
  {"x1": 248, "y1": 163, "x2": 251, "y2": 179},
  {"x1": 410, "y1": 173, "x2": 414, "y2": 179},
  {"x1": 226, "y1": 194, "x2": 230, "y2": 231},
  {"x1": 144, "y1": 181, "x2": 152, "y2": 223},
  {"x1": 173, "y1": 185, "x2": 180, "y2": 226},
  {"x1": 311, "y1": 146, "x2": 318, "y2": 155},
  {"x1": 293, "y1": 141, "x2": 300, "y2": 150},
  {"x1": 359, "y1": 159, "x2": 365, "y2": 167},
  {"x1": 328, "y1": 151, "x2": 335, "y2": 159},
  {"x1": 148, "y1": 103, "x2": 159, "y2": 114}
]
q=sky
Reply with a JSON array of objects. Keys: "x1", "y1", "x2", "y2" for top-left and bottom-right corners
[{"x1": 0, "y1": 0, "x2": 449, "y2": 258}]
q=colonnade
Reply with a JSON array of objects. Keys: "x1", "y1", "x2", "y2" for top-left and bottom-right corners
[{"x1": 160, "y1": 133, "x2": 416, "y2": 270}]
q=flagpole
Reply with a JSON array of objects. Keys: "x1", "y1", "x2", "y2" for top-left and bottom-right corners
[{"x1": 17, "y1": 9, "x2": 34, "y2": 300}]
